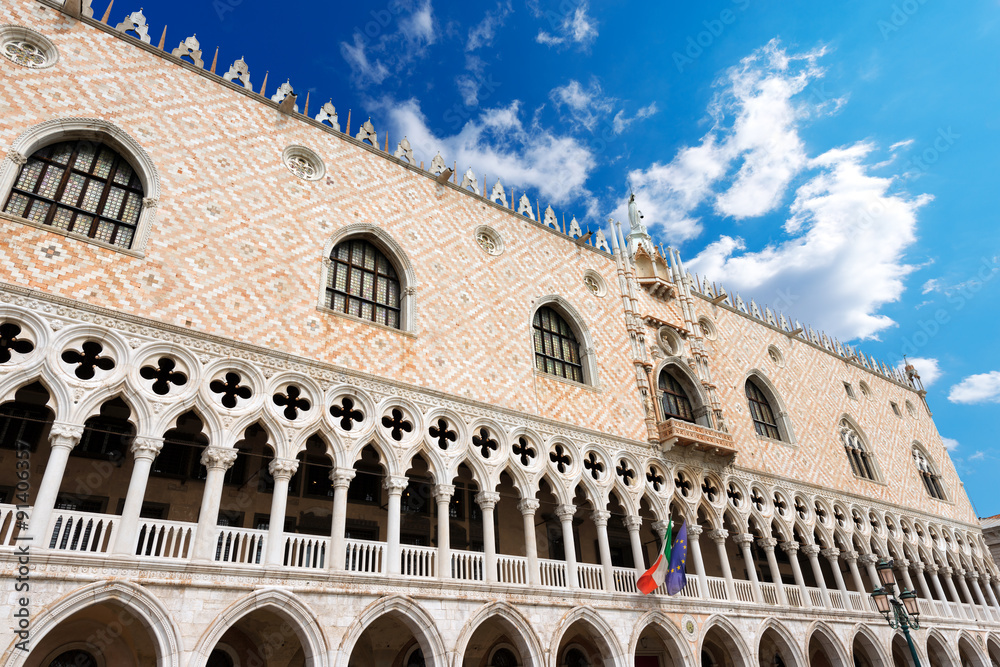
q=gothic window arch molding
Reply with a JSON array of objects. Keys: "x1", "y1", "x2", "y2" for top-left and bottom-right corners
[
  {"x1": 529, "y1": 295, "x2": 598, "y2": 387},
  {"x1": 651, "y1": 358, "x2": 712, "y2": 428},
  {"x1": 839, "y1": 416, "x2": 882, "y2": 483},
  {"x1": 0, "y1": 118, "x2": 160, "y2": 254},
  {"x1": 319, "y1": 223, "x2": 417, "y2": 332},
  {"x1": 741, "y1": 370, "x2": 796, "y2": 444},
  {"x1": 912, "y1": 441, "x2": 948, "y2": 500}
]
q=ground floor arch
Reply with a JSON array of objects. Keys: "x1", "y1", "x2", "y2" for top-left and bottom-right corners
[
  {"x1": 549, "y1": 608, "x2": 625, "y2": 667},
  {"x1": 454, "y1": 603, "x2": 544, "y2": 667},
  {"x1": 700, "y1": 618, "x2": 750, "y2": 667},
  {"x1": 339, "y1": 597, "x2": 447, "y2": 667},
  {"x1": 630, "y1": 613, "x2": 694, "y2": 667}
]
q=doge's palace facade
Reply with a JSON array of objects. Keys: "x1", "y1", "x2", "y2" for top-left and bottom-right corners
[{"x1": 1, "y1": 2, "x2": 999, "y2": 667}]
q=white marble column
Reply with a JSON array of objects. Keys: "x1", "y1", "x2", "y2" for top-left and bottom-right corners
[
  {"x1": 688, "y1": 525, "x2": 710, "y2": 600},
  {"x1": 592, "y1": 510, "x2": 615, "y2": 593},
  {"x1": 822, "y1": 548, "x2": 849, "y2": 607},
  {"x1": 264, "y1": 458, "x2": 299, "y2": 566},
  {"x1": 735, "y1": 533, "x2": 762, "y2": 603},
  {"x1": 709, "y1": 529, "x2": 737, "y2": 601},
  {"x1": 859, "y1": 553, "x2": 881, "y2": 591},
  {"x1": 27, "y1": 423, "x2": 83, "y2": 543},
  {"x1": 942, "y1": 566, "x2": 962, "y2": 603},
  {"x1": 518, "y1": 499, "x2": 540, "y2": 586},
  {"x1": 556, "y1": 504, "x2": 578, "y2": 588},
  {"x1": 328, "y1": 468, "x2": 355, "y2": 571},
  {"x1": 802, "y1": 544, "x2": 831, "y2": 607},
  {"x1": 384, "y1": 475, "x2": 409, "y2": 575},
  {"x1": 623, "y1": 515, "x2": 646, "y2": 573},
  {"x1": 956, "y1": 568, "x2": 976, "y2": 605},
  {"x1": 912, "y1": 560, "x2": 933, "y2": 600},
  {"x1": 476, "y1": 491, "x2": 500, "y2": 583},
  {"x1": 434, "y1": 484, "x2": 455, "y2": 579},
  {"x1": 926, "y1": 563, "x2": 954, "y2": 617},
  {"x1": 843, "y1": 550, "x2": 867, "y2": 594},
  {"x1": 968, "y1": 572, "x2": 989, "y2": 608},
  {"x1": 757, "y1": 538, "x2": 787, "y2": 606},
  {"x1": 782, "y1": 541, "x2": 811, "y2": 608},
  {"x1": 896, "y1": 558, "x2": 916, "y2": 593},
  {"x1": 112, "y1": 436, "x2": 164, "y2": 555},
  {"x1": 982, "y1": 573, "x2": 1000, "y2": 610},
  {"x1": 192, "y1": 446, "x2": 239, "y2": 561}
]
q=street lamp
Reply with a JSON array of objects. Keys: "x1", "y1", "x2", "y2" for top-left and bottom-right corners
[{"x1": 870, "y1": 559, "x2": 922, "y2": 667}]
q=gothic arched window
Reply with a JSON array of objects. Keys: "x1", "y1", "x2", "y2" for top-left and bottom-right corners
[
  {"x1": 659, "y1": 370, "x2": 694, "y2": 422},
  {"x1": 912, "y1": 445, "x2": 946, "y2": 500},
  {"x1": 3, "y1": 139, "x2": 145, "y2": 248},
  {"x1": 327, "y1": 238, "x2": 401, "y2": 328},
  {"x1": 533, "y1": 306, "x2": 583, "y2": 383},
  {"x1": 840, "y1": 420, "x2": 877, "y2": 481},
  {"x1": 745, "y1": 378, "x2": 780, "y2": 439}
]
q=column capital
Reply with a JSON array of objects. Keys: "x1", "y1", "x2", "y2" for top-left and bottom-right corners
[
  {"x1": 780, "y1": 540, "x2": 800, "y2": 555},
  {"x1": 200, "y1": 446, "x2": 238, "y2": 471},
  {"x1": 622, "y1": 515, "x2": 643, "y2": 531},
  {"x1": 966, "y1": 570, "x2": 980, "y2": 581},
  {"x1": 687, "y1": 524, "x2": 704, "y2": 539},
  {"x1": 940, "y1": 565, "x2": 953, "y2": 576},
  {"x1": 981, "y1": 571, "x2": 991, "y2": 583},
  {"x1": 956, "y1": 567, "x2": 967, "y2": 577},
  {"x1": 475, "y1": 491, "x2": 501, "y2": 510},
  {"x1": 708, "y1": 528, "x2": 729, "y2": 544},
  {"x1": 591, "y1": 510, "x2": 611, "y2": 527},
  {"x1": 800, "y1": 544, "x2": 821, "y2": 557},
  {"x1": 841, "y1": 550, "x2": 859, "y2": 563},
  {"x1": 757, "y1": 537, "x2": 778, "y2": 551},
  {"x1": 433, "y1": 484, "x2": 456, "y2": 501},
  {"x1": 734, "y1": 532, "x2": 756, "y2": 548},
  {"x1": 384, "y1": 475, "x2": 409, "y2": 493},
  {"x1": 925, "y1": 562, "x2": 939, "y2": 574},
  {"x1": 821, "y1": 547, "x2": 841, "y2": 561},
  {"x1": 517, "y1": 498, "x2": 540, "y2": 514},
  {"x1": 555, "y1": 504, "x2": 576, "y2": 521},
  {"x1": 911, "y1": 560, "x2": 925, "y2": 572},
  {"x1": 49, "y1": 422, "x2": 84, "y2": 449},
  {"x1": 897, "y1": 558, "x2": 911, "y2": 568},
  {"x1": 131, "y1": 436, "x2": 164, "y2": 460},
  {"x1": 858, "y1": 553, "x2": 879, "y2": 566},
  {"x1": 651, "y1": 520, "x2": 670, "y2": 538},
  {"x1": 330, "y1": 468, "x2": 357, "y2": 488},
  {"x1": 268, "y1": 458, "x2": 300, "y2": 480}
]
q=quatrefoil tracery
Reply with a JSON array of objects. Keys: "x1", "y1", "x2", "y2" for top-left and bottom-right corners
[
  {"x1": 773, "y1": 493, "x2": 787, "y2": 516},
  {"x1": 139, "y1": 357, "x2": 188, "y2": 396},
  {"x1": 750, "y1": 488, "x2": 765, "y2": 512},
  {"x1": 615, "y1": 461, "x2": 635, "y2": 486},
  {"x1": 646, "y1": 467, "x2": 664, "y2": 492},
  {"x1": 209, "y1": 372, "x2": 253, "y2": 409},
  {"x1": 727, "y1": 483, "x2": 743, "y2": 508},
  {"x1": 273, "y1": 385, "x2": 311, "y2": 420},
  {"x1": 512, "y1": 436, "x2": 536, "y2": 466},
  {"x1": 702, "y1": 478, "x2": 719, "y2": 503},
  {"x1": 0, "y1": 322, "x2": 34, "y2": 363},
  {"x1": 330, "y1": 396, "x2": 364, "y2": 431},
  {"x1": 382, "y1": 408, "x2": 413, "y2": 442},
  {"x1": 675, "y1": 472, "x2": 692, "y2": 497},
  {"x1": 429, "y1": 418, "x2": 457, "y2": 451},
  {"x1": 61, "y1": 341, "x2": 115, "y2": 380},
  {"x1": 549, "y1": 444, "x2": 571, "y2": 473},
  {"x1": 583, "y1": 452, "x2": 605, "y2": 480},
  {"x1": 472, "y1": 427, "x2": 499, "y2": 459}
]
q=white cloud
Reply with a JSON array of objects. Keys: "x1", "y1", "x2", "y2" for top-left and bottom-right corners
[
  {"x1": 619, "y1": 40, "x2": 930, "y2": 340},
  {"x1": 380, "y1": 97, "x2": 596, "y2": 206},
  {"x1": 549, "y1": 79, "x2": 613, "y2": 131},
  {"x1": 535, "y1": 2, "x2": 598, "y2": 48},
  {"x1": 612, "y1": 102, "x2": 659, "y2": 135},
  {"x1": 948, "y1": 371, "x2": 1000, "y2": 404},
  {"x1": 467, "y1": 1, "x2": 512, "y2": 51},
  {"x1": 890, "y1": 139, "x2": 914, "y2": 151},
  {"x1": 898, "y1": 357, "x2": 941, "y2": 387},
  {"x1": 941, "y1": 437, "x2": 959, "y2": 452},
  {"x1": 340, "y1": 1, "x2": 438, "y2": 88},
  {"x1": 970, "y1": 451, "x2": 986, "y2": 461},
  {"x1": 921, "y1": 278, "x2": 940, "y2": 294}
]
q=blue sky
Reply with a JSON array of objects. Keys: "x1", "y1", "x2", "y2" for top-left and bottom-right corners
[{"x1": 133, "y1": 0, "x2": 999, "y2": 514}]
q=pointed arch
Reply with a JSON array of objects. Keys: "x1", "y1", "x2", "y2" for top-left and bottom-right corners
[
  {"x1": 807, "y1": 622, "x2": 849, "y2": 667},
  {"x1": 72, "y1": 387, "x2": 149, "y2": 439},
  {"x1": 699, "y1": 615, "x2": 751, "y2": 667},
  {"x1": 0, "y1": 117, "x2": 161, "y2": 253},
  {"x1": 850, "y1": 626, "x2": 889, "y2": 667},
  {"x1": 452, "y1": 602, "x2": 545, "y2": 667},
  {"x1": 336, "y1": 596, "x2": 446, "y2": 667},
  {"x1": 530, "y1": 295, "x2": 599, "y2": 387},
  {"x1": 548, "y1": 606, "x2": 625, "y2": 667},
  {"x1": 741, "y1": 369, "x2": 796, "y2": 444},
  {"x1": 911, "y1": 441, "x2": 948, "y2": 501},
  {"x1": 0, "y1": 580, "x2": 181, "y2": 667},
  {"x1": 756, "y1": 619, "x2": 807, "y2": 667},
  {"x1": 958, "y1": 633, "x2": 989, "y2": 667},
  {"x1": 837, "y1": 415, "x2": 882, "y2": 483},
  {"x1": 190, "y1": 587, "x2": 328, "y2": 667},
  {"x1": 629, "y1": 612, "x2": 695, "y2": 667},
  {"x1": 924, "y1": 629, "x2": 958, "y2": 667},
  {"x1": 652, "y1": 357, "x2": 712, "y2": 427},
  {"x1": 321, "y1": 223, "x2": 418, "y2": 331}
]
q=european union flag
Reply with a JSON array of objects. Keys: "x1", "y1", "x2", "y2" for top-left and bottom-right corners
[{"x1": 665, "y1": 521, "x2": 688, "y2": 595}]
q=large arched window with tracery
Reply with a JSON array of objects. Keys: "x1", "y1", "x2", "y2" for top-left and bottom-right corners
[
  {"x1": 745, "y1": 378, "x2": 780, "y2": 439},
  {"x1": 327, "y1": 238, "x2": 401, "y2": 328},
  {"x1": 532, "y1": 306, "x2": 583, "y2": 383},
  {"x1": 3, "y1": 139, "x2": 145, "y2": 248},
  {"x1": 658, "y1": 370, "x2": 694, "y2": 422},
  {"x1": 840, "y1": 420, "x2": 877, "y2": 481},
  {"x1": 912, "y1": 445, "x2": 946, "y2": 500}
]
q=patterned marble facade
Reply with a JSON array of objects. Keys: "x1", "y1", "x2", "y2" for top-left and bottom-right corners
[{"x1": 1, "y1": 1, "x2": 999, "y2": 667}]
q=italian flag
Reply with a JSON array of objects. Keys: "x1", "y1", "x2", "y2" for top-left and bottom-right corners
[{"x1": 636, "y1": 518, "x2": 671, "y2": 595}]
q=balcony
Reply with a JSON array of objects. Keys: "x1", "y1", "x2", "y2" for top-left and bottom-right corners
[
  {"x1": 658, "y1": 418, "x2": 737, "y2": 458},
  {"x1": 4, "y1": 503, "x2": 999, "y2": 624}
]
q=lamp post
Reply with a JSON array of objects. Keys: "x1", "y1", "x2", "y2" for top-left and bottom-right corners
[{"x1": 871, "y1": 559, "x2": 922, "y2": 667}]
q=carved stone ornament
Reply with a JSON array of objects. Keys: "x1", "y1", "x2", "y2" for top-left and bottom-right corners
[
  {"x1": 593, "y1": 229, "x2": 610, "y2": 253},
  {"x1": 429, "y1": 152, "x2": 447, "y2": 176},
  {"x1": 131, "y1": 436, "x2": 165, "y2": 459},
  {"x1": 567, "y1": 216, "x2": 583, "y2": 239},
  {"x1": 394, "y1": 137, "x2": 414, "y2": 164},
  {"x1": 171, "y1": 35, "x2": 204, "y2": 69},
  {"x1": 200, "y1": 446, "x2": 239, "y2": 470},
  {"x1": 489, "y1": 179, "x2": 507, "y2": 207},
  {"x1": 268, "y1": 458, "x2": 300, "y2": 480},
  {"x1": 270, "y1": 81, "x2": 298, "y2": 112},
  {"x1": 474, "y1": 226, "x2": 503, "y2": 257},
  {"x1": 460, "y1": 168, "x2": 479, "y2": 194},
  {"x1": 516, "y1": 194, "x2": 535, "y2": 220},
  {"x1": 222, "y1": 57, "x2": 252, "y2": 89},
  {"x1": 315, "y1": 101, "x2": 340, "y2": 131},
  {"x1": 115, "y1": 10, "x2": 151, "y2": 44},
  {"x1": 356, "y1": 119, "x2": 377, "y2": 146},
  {"x1": 5, "y1": 150, "x2": 27, "y2": 166},
  {"x1": 542, "y1": 206, "x2": 558, "y2": 231}
]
